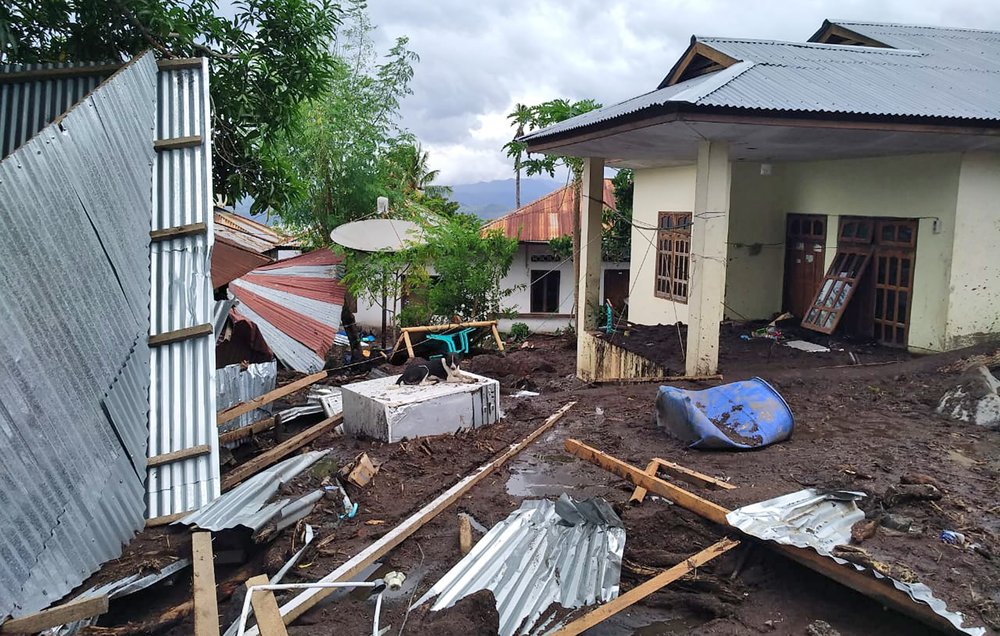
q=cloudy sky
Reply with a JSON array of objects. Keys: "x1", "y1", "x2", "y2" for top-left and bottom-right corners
[{"x1": 363, "y1": 0, "x2": 1000, "y2": 185}]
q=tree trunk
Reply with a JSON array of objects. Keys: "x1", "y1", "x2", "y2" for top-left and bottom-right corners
[{"x1": 515, "y1": 164, "x2": 521, "y2": 209}]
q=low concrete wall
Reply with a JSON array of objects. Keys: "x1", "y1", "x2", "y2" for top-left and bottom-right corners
[{"x1": 577, "y1": 331, "x2": 666, "y2": 383}]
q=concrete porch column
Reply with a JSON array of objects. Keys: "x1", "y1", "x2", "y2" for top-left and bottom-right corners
[
  {"x1": 686, "y1": 141, "x2": 731, "y2": 376},
  {"x1": 576, "y1": 156, "x2": 605, "y2": 379}
]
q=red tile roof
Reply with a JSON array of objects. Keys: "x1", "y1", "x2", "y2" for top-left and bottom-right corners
[{"x1": 482, "y1": 179, "x2": 615, "y2": 242}]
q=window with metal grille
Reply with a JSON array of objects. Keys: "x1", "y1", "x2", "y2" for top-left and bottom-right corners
[
  {"x1": 530, "y1": 270, "x2": 560, "y2": 313},
  {"x1": 655, "y1": 212, "x2": 692, "y2": 302}
]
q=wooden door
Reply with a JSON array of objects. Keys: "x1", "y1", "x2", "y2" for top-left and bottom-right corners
[
  {"x1": 603, "y1": 269, "x2": 630, "y2": 316},
  {"x1": 783, "y1": 214, "x2": 827, "y2": 319},
  {"x1": 872, "y1": 220, "x2": 918, "y2": 346}
]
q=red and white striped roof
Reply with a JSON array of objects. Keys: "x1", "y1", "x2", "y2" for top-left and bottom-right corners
[{"x1": 230, "y1": 249, "x2": 346, "y2": 372}]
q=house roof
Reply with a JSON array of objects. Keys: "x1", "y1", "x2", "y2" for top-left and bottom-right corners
[
  {"x1": 523, "y1": 20, "x2": 1000, "y2": 145},
  {"x1": 214, "y1": 208, "x2": 300, "y2": 253},
  {"x1": 482, "y1": 179, "x2": 616, "y2": 242}
]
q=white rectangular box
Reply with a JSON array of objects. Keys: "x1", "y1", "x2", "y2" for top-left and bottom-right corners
[{"x1": 342, "y1": 372, "x2": 501, "y2": 442}]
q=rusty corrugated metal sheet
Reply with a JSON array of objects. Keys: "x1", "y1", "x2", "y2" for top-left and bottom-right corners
[
  {"x1": 483, "y1": 179, "x2": 615, "y2": 242},
  {"x1": 213, "y1": 236, "x2": 273, "y2": 288}
]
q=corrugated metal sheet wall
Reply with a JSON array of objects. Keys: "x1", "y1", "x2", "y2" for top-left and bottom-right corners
[
  {"x1": 0, "y1": 54, "x2": 156, "y2": 618},
  {"x1": 0, "y1": 62, "x2": 113, "y2": 160},
  {"x1": 146, "y1": 59, "x2": 221, "y2": 518}
]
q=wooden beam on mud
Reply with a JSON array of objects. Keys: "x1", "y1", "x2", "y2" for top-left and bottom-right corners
[
  {"x1": 567, "y1": 439, "x2": 978, "y2": 636},
  {"x1": 0, "y1": 595, "x2": 109, "y2": 634},
  {"x1": 629, "y1": 460, "x2": 660, "y2": 504},
  {"x1": 550, "y1": 538, "x2": 741, "y2": 635},
  {"x1": 191, "y1": 531, "x2": 220, "y2": 636},
  {"x1": 652, "y1": 458, "x2": 737, "y2": 491},
  {"x1": 217, "y1": 371, "x2": 327, "y2": 426},
  {"x1": 221, "y1": 414, "x2": 342, "y2": 491},
  {"x1": 246, "y1": 401, "x2": 578, "y2": 635},
  {"x1": 245, "y1": 575, "x2": 288, "y2": 636}
]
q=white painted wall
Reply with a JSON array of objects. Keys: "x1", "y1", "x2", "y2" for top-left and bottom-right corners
[
  {"x1": 629, "y1": 164, "x2": 697, "y2": 326},
  {"x1": 947, "y1": 152, "x2": 1000, "y2": 348}
]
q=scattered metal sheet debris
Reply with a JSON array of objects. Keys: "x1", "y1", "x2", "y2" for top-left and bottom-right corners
[
  {"x1": 414, "y1": 494, "x2": 625, "y2": 636},
  {"x1": 175, "y1": 450, "x2": 330, "y2": 532},
  {"x1": 278, "y1": 386, "x2": 343, "y2": 424},
  {"x1": 727, "y1": 489, "x2": 986, "y2": 636},
  {"x1": 217, "y1": 361, "x2": 278, "y2": 437},
  {"x1": 783, "y1": 340, "x2": 831, "y2": 353}
]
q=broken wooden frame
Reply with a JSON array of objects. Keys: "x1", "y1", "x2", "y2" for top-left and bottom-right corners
[
  {"x1": 566, "y1": 438, "x2": 972, "y2": 635},
  {"x1": 630, "y1": 456, "x2": 736, "y2": 504},
  {"x1": 391, "y1": 320, "x2": 505, "y2": 360},
  {"x1": 801, "y1": 246, "x2": 873, "y2": 334},
  {"x1": 243, "y1": 401, "x2": 577, "y2": 634}
]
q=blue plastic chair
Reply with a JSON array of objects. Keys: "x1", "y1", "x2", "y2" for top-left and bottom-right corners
[{"x1": 426, "y1": 327, "x2": 476, "y2": 356}]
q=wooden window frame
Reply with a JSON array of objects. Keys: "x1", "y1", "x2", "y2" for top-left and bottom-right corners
[
  {"x1": 801, "y1": 246, "x2": 873, "y2": 334},
  {"x1": 529, "y1": 269, "x2": 561, "y2": 314},
  {"x1": 655, "y1": 212, "x2": 692, "y2": 303}
]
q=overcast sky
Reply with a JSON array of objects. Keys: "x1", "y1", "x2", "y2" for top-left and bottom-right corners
[{"x1": 363, "y1": 0, "x2": 1000, "y2": 185}]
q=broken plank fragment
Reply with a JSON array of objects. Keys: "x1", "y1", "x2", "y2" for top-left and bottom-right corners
[
  {"x1": 148, "y1": 323, "x2": 214, "y2": 347},
  {"x1": 146, "y1": 509, "x2": 196, "y2": 527},
  {"x1": 149, "y1": 221, "x2": 208, "y2": 242},
  {"x1": 245, "y1": 575, "x2": 288, "y2": 636},
  {"x1": 154, "y1": 135, "x2": 203, "y2": 151},
  {"x1": 147, "y1": 444, "x2": 212, "y2": 468},
  {"x1": 629, "y1": 460, "x2": 660, "y2": 504},
  {"x1": 565, "y1": 438, "x2": 731, "y2": 525},
  {"x1": 218, "y1": 416, "x2": 276, "y2": 445},
  {"x1": 0, "y1": 595, "x2": 109, "y2": 634},
  {"x1": 550, "y1": 538, "x2": 740, "y2": 636},
  {"x1": 458, "y1": 515, "x2": 473, "y2": 556},
  {"x1": 191, "y1": 531, "x2": 220, "y2": 636},
  {"x1": 247, "y1": 401, "x2": 578, "y2": 634},
  {"x1": 653, "y1": 458, "x2": 737, "y2": 490},
  {"x1": 221, "y1": 415, "x2": 342, "y2": 491},
  {"x1": 217, "y1": 371, "x2": 327, "y2": 426},
  {"x1": 346, "y1": 452, "x2": 378, "y2": 487}
]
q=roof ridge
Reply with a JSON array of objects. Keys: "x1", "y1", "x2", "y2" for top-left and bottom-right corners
[
  {"x1": 829, "y1": 19, "x2": 1000, "y2": 35},
  {"x1": 698, "y1": 35, "x2": 921, "y2": 55}
]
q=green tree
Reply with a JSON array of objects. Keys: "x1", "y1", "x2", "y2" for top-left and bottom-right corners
[
  {"x1": 603, "y1": 168, "x2": 633, "y2": 262},
  {"x1": 388, "y1": 142, "x2": 439, "y2": 196},
  {"x1": 503, "y1": 103, "x2": 532, "y2": 209},
  {"x1": 0, "y1": 0, "x2": 341, "y2": 214}
]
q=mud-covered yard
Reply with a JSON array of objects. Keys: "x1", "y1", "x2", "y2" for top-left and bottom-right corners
[{"x1": 79, "y1": 333, "x2": 999, "y2": 636}]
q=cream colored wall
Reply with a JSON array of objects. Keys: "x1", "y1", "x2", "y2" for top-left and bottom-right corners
[
  {"x1": 780, "y1": 153, "x2": 962, "y2": 351},
  {"x1": 946, "y1": 153, "x2": 1000, "y2": 348},
  {"x1": 724, "y1": 163, "x2": 786, "y2": 320},
  {"x1": 629, "y1": 165, "x2": 697, "y2": 326}
]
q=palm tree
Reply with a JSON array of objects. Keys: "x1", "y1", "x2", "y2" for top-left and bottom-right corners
[
  {"x1": 390, "y1": 142, "x2": 439, "y2": 196},
  {"x1": 504, "y1": 103, "x2": 533, "y2": 208}
]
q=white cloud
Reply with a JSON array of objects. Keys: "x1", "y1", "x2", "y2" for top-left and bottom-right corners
[{"x1": 365, "y1": 0, "x2": 1000, "y2": 184}]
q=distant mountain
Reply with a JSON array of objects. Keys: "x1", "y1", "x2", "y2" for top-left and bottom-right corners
[{"x1": 448, "y1": 178, "x2": 563, "y2": 220}]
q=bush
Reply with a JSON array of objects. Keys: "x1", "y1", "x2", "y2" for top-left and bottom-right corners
[{"x1": 509, "y1": 322, "x2": 530, "y2": 342}]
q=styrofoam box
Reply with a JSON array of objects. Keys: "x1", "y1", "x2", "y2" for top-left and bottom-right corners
[{"x1": 341, "y1": 372, "x2": 501, "y2": 442}]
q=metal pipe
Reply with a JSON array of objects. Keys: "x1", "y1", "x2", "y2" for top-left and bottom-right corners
[
  {"x1": 236, "y1": 580, "x2": 384, "y2": 636},
  {"x1": 372, "y1": 591, "x2": 385, "y2": 636}
]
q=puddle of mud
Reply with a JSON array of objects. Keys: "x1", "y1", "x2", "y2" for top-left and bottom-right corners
[{"x1": 505, "y1": 452, "x2": 614, "y2": 498}]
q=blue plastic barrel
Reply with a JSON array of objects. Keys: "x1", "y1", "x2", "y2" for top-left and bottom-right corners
[{"x1": 655, "y1": 377, "x2": 794, "y2": 450}]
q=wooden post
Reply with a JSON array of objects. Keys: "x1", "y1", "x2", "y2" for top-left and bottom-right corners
[
  {"x1": 458, "y1": 515, "x2": 473, "y2": 555},
  {"x1": 629, "y1": 460, "x2": 660, "y2": 504},
  {"x1": 551, "y1": 538, "x2": 740, "y2": 635},
  {"x1": 403, "y1": 331, "x2": 416, "y2": 359},
  {"x1": 0, "y1": 596, "x2": 109, "y2": 634},
  {"x1": 245, "y1": 575, "x2": 289, "y2": 636},
  {"x1": 490, "y1": 324, "x2": 505, "y2": 352},
  {"x1": 191, "y1": 531, "x2": 220, "y2": 636}
]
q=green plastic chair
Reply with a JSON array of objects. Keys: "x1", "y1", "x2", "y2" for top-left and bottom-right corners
[{"x1": 427, "y1": 327, "x2": 476, "y2": 355}]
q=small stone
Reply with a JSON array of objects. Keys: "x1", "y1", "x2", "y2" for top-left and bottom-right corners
[
  {"x1": 806, "y1": 619, "x2": 842, "y2": 636},
  {"x1": 882, "y1": 513, "x2": 913, "y2": 532}
]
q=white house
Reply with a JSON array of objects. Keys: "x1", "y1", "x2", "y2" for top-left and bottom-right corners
[
  {"x1": 522, "y1": 20, "x2": 1000, "y2": 379},
  {"x1": 483, "y1": 180, "x2": 630, "y2": 334}
]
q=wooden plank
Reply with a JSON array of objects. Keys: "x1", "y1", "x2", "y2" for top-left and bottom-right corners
[
  {"x1": 245, "y1": 575, "x2": 288, "y2": 636},
  {"x1": 191, "y1": 531, "x2": 220, "y2": 636},
  {"x1": 218, "y1": 417, "x2": 276, "y2": 445},
  {"x1": 565, "y1": 439, "x2": 731, "y2": 525},
  {"x1": 217, "y1": 371, "x2": 327, "y2": 426},
  {"x1": 599, "y1": 374, "x2": 724, "y2": 385},
  {"x1": 147, "y1": 444, "x2": 212, "y2": 469},
  {"x1": 0, "y1": 595, "x2": 109, "y2": 633},
  {"x1": 158, "y1": 58, "x2": 204, "y2": 70},
  {"x1": 0, "y1": 64, "x2": 120, "y2": 84},
  {"x1": 150, "y1": 221, "x2": 208, "y2": 242},
  {"x1": 400, "y1": 320, "x2": 497, "y2": 334},
  {"x1": 252, "y1": 401, "x2": 577, "y2": 634},
  {"x1": 550, "y1": 538, "x2": 740, "y2": 636},
  {"x1": 149, "y1": 323, "x2": 214, "y2": 347},
  {"x1": 458, "y1": 515, "x2": 473, "y2": 556},
  {"x1": 145, "y1": 509, "x2": 195, "y2": 528},
  {"x1": 154, "y1": 135, "x2": 203, "y2": 151},
  {"x1": 629, "y1": 460, "x2": 660, "y2": 504},
  {"x1": 221, "y1": 415, "x2": 342, "y2": 491},
  {"x1": 653, "y1": 458, "x2": 737, "y2": 491},
  {"x1": 490, "y1": 324, "x2": 506, "y2": 352},
  {"x1": 569, "y1": 440, "x2": 974, "y2": 636},
  {"x1": 402, "y1": 331, "x2": 416, "y2": 359}
]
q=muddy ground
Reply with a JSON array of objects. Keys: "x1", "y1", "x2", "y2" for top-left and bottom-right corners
[{"x1": 76, "y1": 333, "x2": 999, "y2": 635}]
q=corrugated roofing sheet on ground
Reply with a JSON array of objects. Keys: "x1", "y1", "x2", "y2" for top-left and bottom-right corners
[
  {"x1": 146, "y1": 58, "x2": 221, "y2": 519},
  {"x1": 0, "y1": 54, "x2": 156, "y2": 618},
  {"x1": 415, "y1": 495, "x2": 625, "y2": 636},
  {"x1": 216, "y1": 361, "x2": 277, "y2": 435},
  {"x1": 483, "y1": 179, "x2": 615, "y2": 242},
  {"x1": 523, "y1": 21, "x2": 1000, "y2": 144},
  {"x1": 230, "y1": 249, "x2": 346, "y2": 373}
]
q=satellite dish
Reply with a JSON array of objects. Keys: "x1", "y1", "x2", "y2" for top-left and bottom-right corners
[{"x1": 329, "y1": 218, "x2": 425, "y2": 252}]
